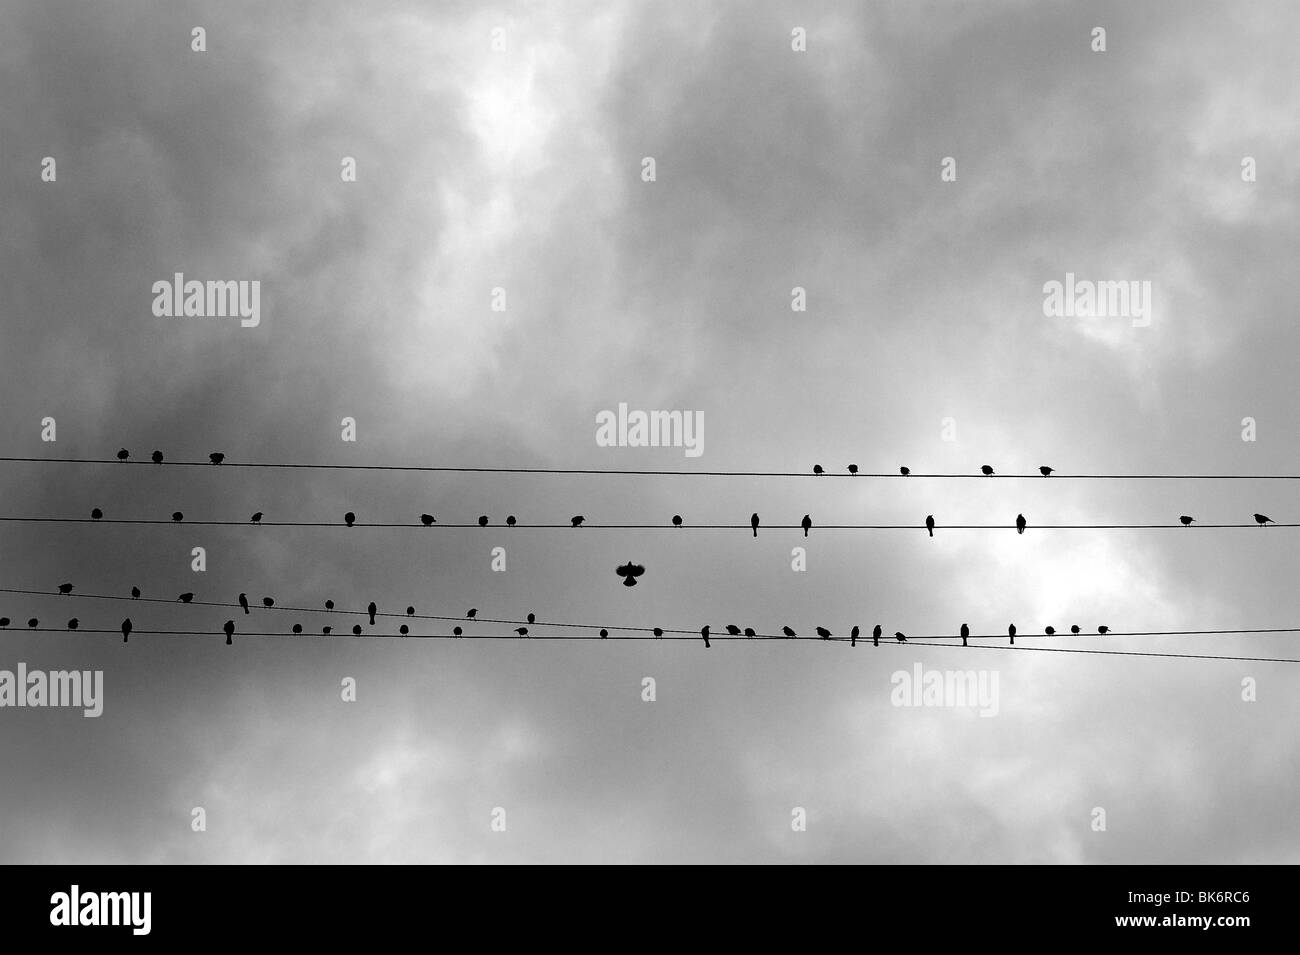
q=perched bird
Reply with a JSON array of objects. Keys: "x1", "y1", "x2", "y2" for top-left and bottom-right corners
[
  {"x1": 91, "y1": 508, "x2": 103, "y2": 520},
  {"x1": 895, "y1": 631, "x2": 907, "y2": 643},
  {"x1": 27, "y1": 618, "x2": 38, "y2": 628},
  {"x1": 117, "y1": 448, "x2": 129, "y2": 461},
  {"x1": 850, "y1": 625, "x2": 860, "y2": 647},
  {"x1": 324, "y1": 600, "x2": 334, "y2": 611},
  {"x1": 744, "y1": 628, "x2": 756, "y2": 638},
  {"x1": 813, "y1": 465, "x2": 824, "y2": 475},
  {"x1": 801, "y1": 514, "x2": 812, "y2": 537},
  {"x1": 131, "y1": 587, "x2": 141, "y2": 599},
  {"x1": 899, "y1": 466, "x2": 910, "y2": 476},
  {"x1": 1071, "y1": 625, "x2": 1081, "y2": 634},
  {"x1": 527, "y1": 612, "x2": 536, "y2": 624},
  {"x1": 121, "y1": 618, "x2": 131, "y2": 643},
  {"x1": 171, "y1": 511, "x2": 183, "y2": 522},
  {"x1": 58, "y1": 582, "x2": 73, "y2": 595},
  {"x1": 981, "y1": 465, "x2": 994, "y2": 476},
  {"x1": 421, "y1": 513, "x2": 435, "y2": 526},
  {"x1": 672, "y1": 515, "x2": 683, "y2": 527},
  {"x1": 653, "y1": 628, "x2": 664, "y2": 638},
  {"x1": 570, "y1": 515, "x2": 585, "y2": 528},
  {"x1": 726, "y1": 625, "x2": 741, "y2": 635},
  {"x1": 1045, "y1": 626, "x2": 1056, "y2": 636},
  {"x1": 400, "y1": 625, "x2": 409, "y2": 636},
  {"x1": 751, "y1": 513, "x2": 760, "y2": 538},
  {"x1": 292, "y1": 624, "x2": 303, "y2": 634},
  {"x1": 262, "y1": 597, "x2": 274, "y2": 608},
  {"x1": 0, "y1": 618, "x2": 8, "y2": 628},
  {"x1": 478, "y1": 515, "x2": 489, "y2": 527},
  {"x1": 224, "y1": 620, "x2": 234, "y2": 645},
  {"x1": 344, "y1": 512, "x2": 356, "y2": 527},
  {"x1": 816, "y1": 627, "x2": 831, "y2": 640},
  {"x1": 67, "y1": 618, "x2": 78, "y2": 630},
  {"x1": 925, "y1": 515, "x2": 935, "y2": 538},
  {"x1": 453, "y1": 627, "x2": 463, "y2": 637},
  {"x1": 250, "y1": 512, "x2": 263, "y2": 525},
  {"x1": 515, "y1": 627, "x2": 529, "y2": 637},
  {"x1": 701, "y1": 625, "x2": 711, "y2": 649},
  {"x1": 599, "y1": 629, "x2": 608, "y2": 638},
  {"x1": 178, "y1": 593, "x2": 194, "y2": 603},
  {"x1": 151, "y1": 450, "x2": 163, "y2": 464},
  {"x1": 467, "y1": 608, "x2": 477, "y2": 619},
  {"x1": 238, "y1": 593, "x2": 249, "y2": 614},
  {"x1": 782, "y1": 626, "x2": 796, "y2": 638},
  {"x1": 1098, "y1": 626, "x2": 1110, "y2": 634},
  {"x1": 505, "y1": 515, "x2": 517, "y2": 527},
  {"x1": 209, "y1": 452, "x2": 225, "y2": 465},
  {"x1": 368, "y1": 602, "x2": 377, "y2": 625},
  {"x1": 352, "y1": 624, "x2": 363, "y2": 636},
  {"x1": 1039, "y1": 466, "x2": 1053, "y2": 477},
  {"x1": 873, "y1": 624, "x2": 882, "y2": 647},
  {"x1": 960, "y1": 623, "x2": 969, "y2": 647},
  {"x1": 1008, "y1": 623, "x2": 1016, "y2": 645},
  {"x1": 1254, "y1": 513, "x2": 1274, "y2": 527},
  {"x1": 1180, "y1": 515, "x2": 1194, "y2": 526},
  {"x1": 406, "y1": 606, "x2": 415, "y2": 616},
  {"x1": 1016, "y1": 514, "x2": 1027, "y2": 535},
  {"x1": 848, "y1": 464, "x2": 858, "y2": 475},
  {"x1": 322, "y1": 626, "x2": 333, "y2": 635},
  {"x1": 616, "y1": 562, "x2": 647, "y2": 587}
]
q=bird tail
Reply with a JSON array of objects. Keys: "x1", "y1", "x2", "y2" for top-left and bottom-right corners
[
  {"x1": 752, "y1": 527, "x2": 757, "y2": 538},
  {"x1": 243, "y1": 607, "x2": 249, "y2": 614},
  {"x1": 927, "y1": 527, "x2": 933, "y2": 538}
]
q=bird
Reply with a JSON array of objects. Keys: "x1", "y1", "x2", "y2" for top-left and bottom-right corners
[
  {"x1": 292, "y1": 624, "x2": 303, "y2": 634},
  {"x1": 0, "y1": 618, "x2": 8, "y2": 628},
  {"x1": 262, "y1": 597, "x2": 274, "y2": 608},
  {"x1": 527, "y1": 612, "x2": 536, "y2": 624},
  {"x1": 67, "y1": 618, "x2": 78, "y2": 630},
  {"x1": 801, "y1": 514, "x2": 812, "y2": 537},
  {"x1": 117, "y1": 448, "x2": 129, "y2": 461},
  {"x1": 238, "y1": 593, "x2": 249, "y2": 614},
  {"x1": 130, "y1": 587, "x2": 140, "y2": 599},
  {"x1": 899, "y1": 466, "x2": 910, "y2": 476},
  {"x1": 816, "y1": 627, "x2": 831, "y2": 640},
  {"x1": 873, "y1": 624, "x2": 882, "y2": 646},
  {"x1": 751, "y1": 513, "x2": 760, "y2": 538},
  {"x1": 653, "y1": 628, "x2": 664, "y2": 638},
  {"x1": 27, "y1": 618, "x2": 38, "y2": 628},
  {"x1": 1016, "y1": 514, "x2": 1026, "y2": 535},
  {"x1": 121, "y1": 618, "x2": 131, "y2": 643},
  {"x1": 322, "y1": 626, "x2": 333, "y2": 635},
  {"x1": 352, "y1": 624, "x2": 363, "y2": 636},
  {"x1": 744, "y1": 628, "x2": 756, "y2": 638},
  {"x1": 570, "y1": 515, "x2": 585, "y2": 528},
  {"x1": 616, "y1": 562, "x2": 647, "y2": 587},
  {"x1": 453, "y1": 626, "x2": 463, "y2": 636},
  {"x1": 91, "y1": 508, "x2": 103, "y2": 520},
  {"x1": 344, "y1": 512, "x2": 356, "y2": 527},
  {"x1": 505, "y1": 515, "x2": 517, "y2": 526},
  {"x1": 209, "y1": 452, "x2": 225, "y2": 465},
  {"x1": 515, "y1": 627, "x2": 529, "y2": 637},
  {"x1": 925, "y1": 515, "x2": 935, "y2": 538},
  {"x1": 1045, "y1": 626, "x2": 1056, "y2": 636},
  {"x1": 848, "y1": 464, "x2": 858, "y2": 475},
  {"x1": 1039, "y1": 466, "x2": 1053, "y2": 477},
  {"x1": 1254, "y1": 513, "x2": 1274, "y2": 527},
  {"x1": 1008, "y1": 623, "x2": 1016, "y2": 645},
  {"x1": 672, "y1": 514, "x2": 683, "y2": 527},
  {"x1": 467, "y1": 608, "x2": 477, "y2": 619},
  {"x1": 813, "y1": 464, "x2": 824, "y2": 475},
  {"x1": 599, "y1": 629, "x2": 609, "y2": 638},
  {"x1": 420, "y1": 513, "x2": 435, "y2": 526},
  {"x1": 726, "y1": 625, "x2": 741, "y2": 635},
  {"x1": 981, "y1": 465, "x2": 994, "y2": 476},
  {"x1": 171, "y1": 511, "x2": 183, "y2": 522},
  {"x1": 224, "y1": 620, "x2": 235, "y2": 645},
  {"x1": 57, "y1": 582, "x2": 73, "y2": 595},
  {"x1": 324, "y1": 600, "x2": 334, "y2": 611},
  {"x1": 406, "y1": 606, "x2": 415, "y2": 617},
  {"x1": 960, "y1": 623, "x2": 969, "y2": 647},
  {"x1": 782, "y1": 626, "x2": 796, "y2": 638},
  {"x1": 250, "y1": 511, "x2": 262, "y2": 525},
  {"x1": 151, "y1": 450, "x2": 163, "y2": 464},
  {"x1": 895, "y1": 631, "x2": 907, "y2": 643},
  {"x1": 400, "y1": 625, "x2": 409, "y2": 636},
  {"x1": 178, "y1": 593, "x2": 194, "y2": 603},
  {"x1": 1180, "y1": 515, "x2": 1194, "y2": 526},
  {"x1": 368, "y1": 602, "x2": 377, "y2": 625},
  {"x1": 1098, "y1": 626, "x2": 1110, "y2": 634},
  {"x1": 1071, "y1": 625, "x2": 1081, "y2": 634},
  {"x1": 850, "y1": 625, "x2": 860, "y2": 647},
  {"x1": 478, "y1": 515, "x2": 489, "y2": 527},
  {"x1": 701, "y1": 625, "x2": 711, "y2": 649}
]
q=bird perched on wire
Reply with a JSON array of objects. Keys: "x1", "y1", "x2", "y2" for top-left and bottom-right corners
[
  {"x1": 57, "y1": 583, "x2": 73, "y2": 595},
  {"x1": 848, "y1": 464, "x2": 858, "y2": 475},
  {"x1": 899, "y1": 466, "x2": 910, "y2": 476},
  {"x1": 152, "y1": 450, "x2": 164, "y2": 464},
  {"x1": 121, "y1": 619, "x2": 131, "y2": 643},
  {"x1": 27, "y1": 618, "x2": 38, "y2": 628},
  {"x1": 117, "y1": 448, "x2": 129, "y2": 461},
  {"x1": 744, "y1": 628, "x2": 756, "y2": 638},
  {"x1": 960, "y1": 623, "x2": 969, "y2": 647},
  {"x1": 1016, "y1": 514, "x2": 1026, "y2": 535},
  {"x1": 616, "y1": 562, "x2": 646, "y2": 587},
  {"x1": 895, "y1": 631, "x2": 908, "y2": 643},
  {"x1": 700, "y1": 625, "x2": 711, "y2": 649},
  {"x1": 292, "y1": 624, "x2": 303, "y2": 634},
  {"x1": 1098, "y1": 625, "x2": 1110, "y2": 634},
  {"x1": 926, "y1": 515, "x2": 935, "y2": 538},
  {"x1": 873, "y1": 624, "x2": 882, "y2": 646},
  {"x1": 323, "y1": 626, "x2": 333, "y2": 635},
  {"x1": 352, "y1": 625, "x2": 363, "y2": 636},
  {"x1": 515, "y1": 627, "x2": 529, "y2": 637},
  {"x1": 1180, "y1": 515, "x2": 1194, "y2": 526},
  {"x1": 406, "y1": 607, "x2": 415, "y2": 617},
  {"x1": 1071, "y1": 625, "x2": 1081, "y2": 634},
  {"x1": 262, "y1": 597, "x2": 274, "y2": 608},
  {"x1": 1008, "y1": 623, "x2": 1016, "y2": 645},
  {"x1": 751, "y1": 513, "x2": 760, "y2": 538},
  {"x1": 672, "y1": 514, "x2": 683, "y2": 527},
  {"x1": 981, "y1": 465, "x2": 994, "y2": 476},
  {"x1": 1254, "y1": 513, "x2": 1274, "y2": 527},
  {"x1": 1039, "y1": 466, "x2": 1053, "y2": 477},
  {"x1": 653, "y1": 628, "x2": 664, "y2": 638},
  {"x1": 250, "y1": 512, "x2": 263, "y2": 525},
  {"x1": 344, "y1": 512, "x2": 356, "y2": 527},
  {"x1": 324, "y1": 600, "x2": 334, "y2": 611},
  {"x1": 67, "y1": 618, "x2": 78, "y2": 630},
  {"x1": 467, "y1": 608, "x2": 477, "y2": 619},
  {"x1": 850, "y1": 625, "x2": 860, "y2": 647},
  {"x1": 783, "y1": 626, "x2": 796, "y2": 638},
  {"x1": 816, "y1": 626, "x2": 831, "y2": 640},
  {"x1": 813, "y1": 465, "x2": 824, "y2": 475},
  {"x1": 478, "y1": 515, "x2": 489, "y2": 527},
  {"x1": 91, "y1": 508, "x2": 103, "y2": 520},
  {"x1": 420, "y1": 513, "x2": 435, "y2": 526},
  {"x1": 224, "y1": 620, "x2": 234, "y2": 645},
  {"x1": 209, "y1": 452, "x2": 225, "y2": 465},
  {"x1": 802, "y1": 514, "x2": 812, "y2": 537},
  {"x1": 453, "y1": 627, "x2": 462, "y2": 637},
  {"x1": 599, "y1": 629, "x2": 608, "y2": 638},
  {"x1": 527, "y1": 613, "x2": 536, "y2": 624},
  {"x1": 400, "y1": 625, "x2": 409, "y2": 636},
  {"x1": 726, "y1": 625, "x2": 741, "y2": 635},
  {"x1": 570, "y1": 515, "x2": 585, "y2": 528},
  {"x1": 172, "y1": 511, "x2": 184, "y2": 523},
  {"x1": 238, "y1": 593, "x2": 249, "y2": 614},
  {"x1": 131, "y1": 587, "x2": 141, "y2": 599},
  {"x1": 506, "y1": 515, "x2": 517, "y2": 526},
  {"x1": 178, "y1": 593, "x2": 194, "y2": 603},
  {"x1": 1045, "y1": 626, "x2": 1055, "y2": 636},
  {"x1": 368, "y1": 602, "x2": 377, "y2": 625}
]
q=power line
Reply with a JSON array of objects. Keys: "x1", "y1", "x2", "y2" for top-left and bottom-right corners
[{"x1": 4, "y1": 456, "x2": 1300, "y2": 480}]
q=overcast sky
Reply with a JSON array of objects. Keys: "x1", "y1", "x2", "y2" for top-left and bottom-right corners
[{"x1": 1, "y1": 0, "x2": 1298, "y2": 863}]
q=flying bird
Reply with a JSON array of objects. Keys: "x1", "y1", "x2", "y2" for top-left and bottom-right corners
[
  {"x1": 1180, "y1": 515, "x2": 1194, "y2": 526},
  {"x1": 250, "y1": 512, "x2": 263, "y2": 525},
  {"x1": 224, "y1": 620, "x2": 234, "y2": 645},
  {"x1": 209, "y1": 452, "x2": 225, "y2": 465},
  {"x1": 57, "y1": 583, "x2": 73, "y2": 595},
  {"x1": 726, "y1": 625, "x2": 741, "y2": 635},
  {"x1": 981, "y1": 465, "x2": 994, "y2": 476},
  {"x1": 117, "y1": 448, "x2": 129, "y2": 461},
  {"x1": 813, "y1": 465, "x2": 824, "y2": 475},
  {"x1": 850, "y1": 625, "x2": 860, "y2": 647},
  {"x1": 67, "y1": 619, "x2": 78, "y2": 630},
  {"x1": 421, "y1": 513, "x2": 435, "y2": 526},
  {"x1": 616, "y1": 562, "x2": 647, "y2": 587},
  {"x1": 782, "y1": 626, "x2": 796, "y2": 638},
  {"x1": 895, "y1": 631, "x2": 907, "y2": 643},
  {"x1": 238, "y1": 593, "x2": 249, "y2": 614},
  {"x1": 816, "y1": 627, "x2": 831, "y2": 640},
  {"x1": 152, "y1": 450, "x2": 164, "y2": 464},
  {"x1": 672, "y1": 514, "x2": 683, "y2": 527},
  {"x1": 1008, "y1": 623, "x2": 1016, "y2": 645},
  {"x1": 131, "y1": 587, "x2": 140, "y2": 599},
  {"x1": 506, "y1": 516, "x2": 517, "y2": 526},
  {"x1": 178, "y1": 593, "x2": 194, "y2": 603},
  {"x1": 700, "y1": 625, "x2": 711, "y2": 649},
  {"x1": 91, "y1": 508, "x2": 103, "y2": 520},
  {"x1": 262, "y1": 597, "x2": 274, "y2": 608},
  {"x1": 751, "y1": 513, "x2": 760, "y2": 538},
  {"x1": 171, "y1": 511, "x2": 184, "y2": 522},
  {"x1": 368, "y1": 602, "x2": 377, "y2": 625},
  {"x1": 344, "y1": 512, "x2": 356, "y2": 527},
  {"x1": 570, "y1": 515, "x2": 585, "y2": 527},
  {"x1": 1016, "y1": 514, "x2": 1026, "y2": 535},
  {"x1": 1254, "y1": 513, "x2": 1274, "y2": 526},
  {"x1": 899, "y1": 466, "x2": 910, "y2": 476},
  {"x1": 925, "y1": 515, "x2": 934, "y2": 538},
  {"x1": 801, "y1": 514, "x2": 812, "y2": 537},
  {"x1": 1039, "y1": 466, "x2": 1053, "y2": 477},
  {"x1": 478, "y1": 515, "x2": 489, "y2": 527},
  {"x1": 121, "y1": 618, "x2": 131, "y2": 643}
]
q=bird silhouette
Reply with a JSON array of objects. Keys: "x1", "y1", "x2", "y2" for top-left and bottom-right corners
[
  {"x1": 209, "y1": 452, "x2": 225, "y2": 465},
  {"x1": 816, "y1": 627, "x2": 831, "y2": 640},
  {"x1": 1254, "y1": 513, "x2": 1274, "y2": 526},
  {"x1": 900, "y1": 466, "x2": 910, "y2": 476},
  {"x1": 453, "y1": 626, "x2": 463, "y2": 636},
  {"x1": 368, "y1": 602, "x2": 377, "y2": 625},
  {"x1": 0, "y1": 618, "x2": 7, "y2": 628},
  {"x1": 506, "y1": 515, "x2": 517, "y2": 526},
  {"x1": 57, "y1": 582, "x2": 73, "y2": 595},
  {"x1": 570, "y1": 515, "x2": 585, "y2": 528},
  {"x1": 515, "y1": 627, "x2": 529, "y2": 637},
  {"x1": 1180, "y1": 515, "x2": 1194, "y2": 526},
  {"x1": 27, "y1": 618, "x2": 38, "y2": 628},
  {"x1": 344, "y1": 512, "x2": 356, "y2": 527},
  {"x1": 352, "y1": 625, "x2": 363, "y2": 636},
  {"x1": 751, "y1": 513, "x2": 760, "y2": 537},
  {"x1": 653, "y1": 627, "x2": 664, "y2": 638},
  {"x1": 121, "y1": 618, "x2": 131, "y2": 643},
  {"x1": 224, "y1": 620, "x2": 235, "y2": 645},
  {"x1": 960, "y1": 623, "x2": 970, "y2": 647},
  {"x1": 178, "y1": 593, "x2": 194, "y2": 603},
  {"x1": 616, "y1": 562, "x2": 647, "y2": 587},
  {"x1": 1045, "y1": 626, "x2": 1055, "y2": 636},
  {"x1": 726, "y1": 625, "x2": 741, "y2": 635},
  {"x1": 1008, "y1": 623, "x2": 1016, "y2": 645},
  {"x1": 238, "y1": 593, "x2": 249, "y2": 614},
  {"x1": 925, "y1": 515, "x2": 935, "y2": 538},
  {"x1": 478, "y1": 515, "x2": 489, "y2": 527},
  {"x1": 782, "y1": 626, "x2": 796, "y2": 638},
  {"x1": 151, "y1": 450, "x2": 163, "y2": 464},
  {"x1": 801, "y1": 514, "x2": 812, "y2": 537},
  {"x1": 91, "y1": 508, "x2": 103, "y2": 520},
  {"x1": 323, "y1": 626, "x2": 333, "y2": 635},
  {"x1": 406, "y1": 606, "x2": 415, "y2": 617},
  {"x1": 292, "y1": 624, "x2": 303, "y2": 634},
  {"x1": 467, "y1": 608, "x2": 477, "y2": 619},
  {"x1": 421, "y1": 513, "x2": 435, "y2": 526},
  {"x1": 848, "y1": 464, "x2": 858, "y2": 475},
  {"x1": 527, "y1": 612, "x2": 536, "y2": 624},
  {"x1": 981, "y1": 465, "x2": 994, "y2": 476},
  {"x1": 701, "y1": 625, "x2": 711, "y2": 649},
  {"x1": 813, "y1": 465, "x2": 824, "y2": 475},
  {"x1": 873, "y1": 624, "x2": 882, "y2": 646},
  {"x1": 262, "y1": 597, "x2": 274, "y2": 608},
  {"x1": 1098, "y1": 626, "x2": 1110, "y2": 634},
  {"x1": 850, "y1": 625, "x2": 860, "y2": 647},
  {"x1": 171, "y1": 511, "x2": 183, "y2": 522},
  {"x1": 672, "y1": 514, "x2": 683, "y2": 527},
  {"x1": 400, "y1": 625, "x2": 409, "y2": 636},
  {"x1": 895, "y1": 631, "x2": 907, "y2": 643},
  {"x1": 67, "y1": 618, "x2": 78, "y2": 630},
  {"x1": 325, "y1": 600, "x2": 334, "y2": 610},
  {"x1": 744, "y1": 628, "x2": 756, "y2": 638},
  {"x1": 131, "y1": 587, "x2": 140, "y2": 599},
  {"x1": 1016, "y1": 513, "x2": 1026, "y2": 535},
  {"x1": 1071, "y1": 625, "x2": 1081, "y2": 634},
  {"x1": 117, "y1": 448, "x2": 129, "y2": 461},
  {"x1": 250, "y1": 512, "x2": 263, "y2": 525},
  {"x1": 1039, "y1": 466, "x2": 1053, "y2": 477}
]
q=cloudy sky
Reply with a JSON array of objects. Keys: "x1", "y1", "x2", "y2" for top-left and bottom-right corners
[{"x1": 1, "y1": 0, "x2": 1298, "y2": 863}]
